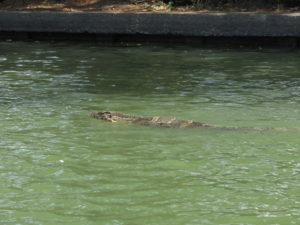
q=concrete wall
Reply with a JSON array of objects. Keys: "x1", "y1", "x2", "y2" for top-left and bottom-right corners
[{"x1": 1, "y1": 11, "x2": 300, "y2": 37}]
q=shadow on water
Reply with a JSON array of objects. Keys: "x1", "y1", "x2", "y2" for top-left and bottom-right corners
[{"x1": 1, "y1": 41, "x2": 300, "y2": 103}]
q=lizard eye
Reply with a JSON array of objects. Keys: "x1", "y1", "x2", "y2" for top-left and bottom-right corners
[{"x1": 101, "y1": 111, "x2": 112, "y2": 118}]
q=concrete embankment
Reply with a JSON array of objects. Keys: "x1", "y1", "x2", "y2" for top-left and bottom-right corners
[{"x1": 1, "y1": 11, "x2": 300, "y2": 46}]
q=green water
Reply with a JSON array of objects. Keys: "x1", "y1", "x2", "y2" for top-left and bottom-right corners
[{"x1": 0, "y1": 42, "x2": 300, "y2": 225}]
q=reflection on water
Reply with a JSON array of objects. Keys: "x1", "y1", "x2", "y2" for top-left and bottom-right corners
[{"x1": 0, "y1": 42, "x2": 300, "y2": 225}]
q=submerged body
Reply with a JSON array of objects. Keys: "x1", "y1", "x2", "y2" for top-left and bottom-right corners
[
  {"x1": 90, "y1": 110, "x2": 295, "y2": 131},
  {"x1": 91, "y1": 110, "x2": 233, "y2": 129}
]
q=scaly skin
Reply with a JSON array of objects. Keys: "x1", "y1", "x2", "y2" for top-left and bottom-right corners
[
  {"x1": 91, "y1": 110, "x2": 226, "y2": 129},
  {"x1": 90, "y1": 110, "x2": 296, "y2": 131}
]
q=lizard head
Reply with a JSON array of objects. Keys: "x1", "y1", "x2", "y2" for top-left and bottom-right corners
[{"x1": 90, "y1": 110, "x2": 129, "y2": 122}]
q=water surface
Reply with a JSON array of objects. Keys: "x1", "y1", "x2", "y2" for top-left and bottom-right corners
[{"x1": 0, "y1": 42, "x2": 300, "y2": 225}]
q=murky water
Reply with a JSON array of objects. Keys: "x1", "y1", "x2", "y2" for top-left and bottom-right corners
[{"x1": 0, "y1": 42, "x2": 300, "y2": 225}]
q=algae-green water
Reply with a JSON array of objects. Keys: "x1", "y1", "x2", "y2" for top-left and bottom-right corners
[{"x1": 0, "y1": 42, "x2": 300, "y2": 225}]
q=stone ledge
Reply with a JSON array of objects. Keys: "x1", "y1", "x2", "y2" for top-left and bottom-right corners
[{"x1": 1, "y1": 11, "x2": 300, "y2": 37}]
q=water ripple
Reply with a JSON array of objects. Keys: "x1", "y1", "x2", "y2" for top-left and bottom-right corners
[{"x1": 0, "y1": 42, "x2": 300, "y2": 225}]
